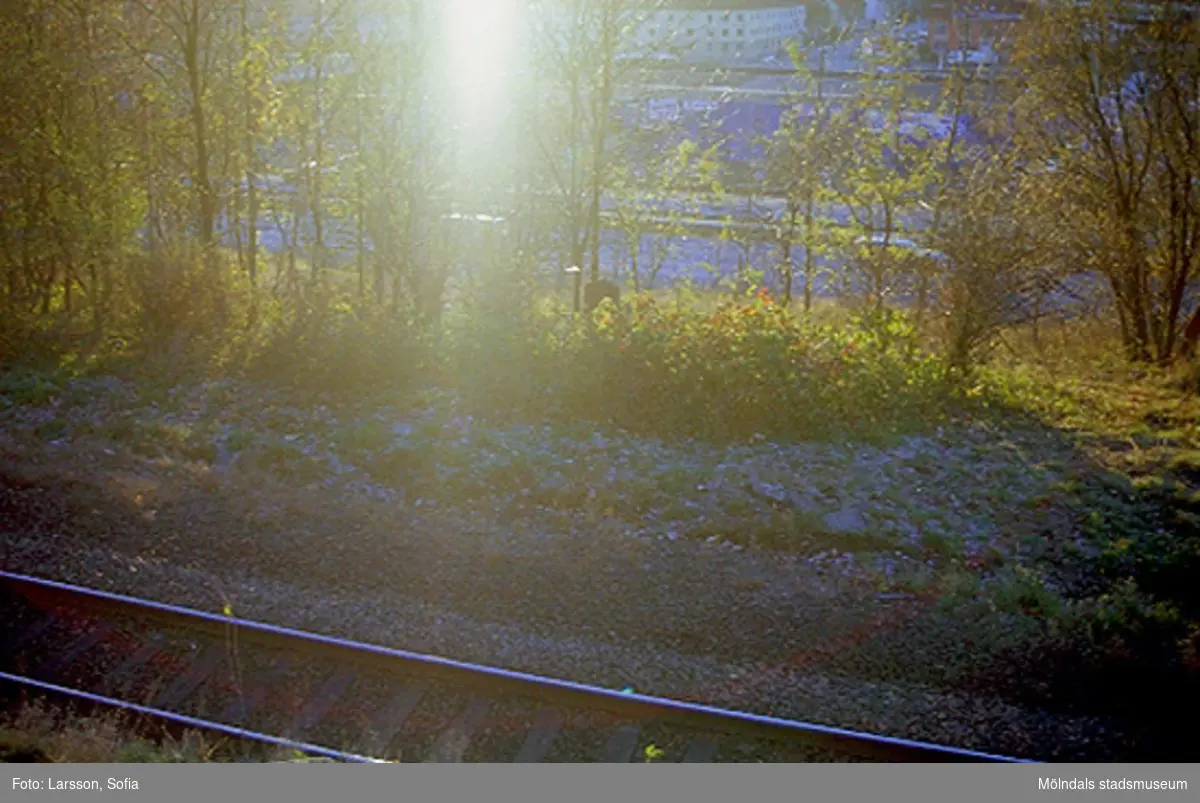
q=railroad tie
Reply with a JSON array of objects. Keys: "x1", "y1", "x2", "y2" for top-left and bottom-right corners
[
  {"x1": 218, "y1": 660, "x2": 294, "y2": 725},
  {"x1": 514, "y1": 707, "x2": 565, "y2": 763},
  {"x1": 602, "y1": 724, "x2": 642, "y2": 762},
  {"x1": 364, "y1": 682, "x2": 429, "y2": 759},
  {"x1": 99, "y1": 639, "x2": 163, "y2": 697},
  {"x1": 682, "y1": 738, "x2": 721, "y2": 763},
  {"x1": 153, "y1": 643, "x2": 226, "y2": 710},
  {"x1": 0, "y1": 613, "x2": 59, "y2": 662},
  {"x1": 426, "y1": 696, "x2": 492, "y2": 763},
  {"x1": 32, "y1": 622, "x2": 114, "y2": 680},
  {"x1": 288, "y1": 669, "x2": 358, "y2": 738}
]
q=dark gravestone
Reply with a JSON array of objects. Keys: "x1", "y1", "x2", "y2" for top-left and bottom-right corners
[{"x1": 584, "y1": 280, "x2": 621, "y2": 311}]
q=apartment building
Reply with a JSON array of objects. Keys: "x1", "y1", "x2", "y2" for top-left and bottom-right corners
[
  {"x1": 631, "y1": 1, "x2": 808, "y2": 63},
  {"x1": 927, "y1": 1, "x2": 1028, "y2": 57}
]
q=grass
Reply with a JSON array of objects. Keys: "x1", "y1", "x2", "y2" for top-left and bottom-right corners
[
  {"x1": 0, "y1": 373, "x2": 64, "y2": 408},
  {"x1": 0, "y1": 700, "x2": 387, "y2": 763},
  {"x1": 0, "y1": 702, "x2": 287, "y2": 763}
]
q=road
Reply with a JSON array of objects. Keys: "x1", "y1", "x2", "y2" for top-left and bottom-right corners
[{"x1": 598, "y1": 192, "x2": 935, "y2": 233}]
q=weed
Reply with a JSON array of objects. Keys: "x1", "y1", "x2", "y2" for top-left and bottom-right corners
[
  {"x1": 248, "y1": 440, "x2": 328, "y2": 484},
  {"x1": 0, "y1": 701, "x2": 280, "y2": 763},
  {"x1": 740, "y1": 510, "x2": 814, "y2": 549},
  {"x1": 333, "y1": 420, "x2": 393, "y2": 456},
  {"x1": 33, "y1": 418, "x2": 68, "y2": 441},
  {"x1": 0, "y1": 371, "x2": 63, "y2": 408},
  {"x1": 361, "y1": 443, "x2": 433, "y2": 483},
  {"x1": 936, "y1": 570, "x2": 985, "y2": 612},
  {"x1": 920, "y1": 529, "x2": 961, "y2": 560},
  {"x1": 226, "y1": 428, "x2": 257, "y2": 453},
  {"x1": 988, "y1": 565, "x2": 1064, "y2": 618},
  {"x1": 450, "y1": 293, "x2": 966, "y2": 444}
]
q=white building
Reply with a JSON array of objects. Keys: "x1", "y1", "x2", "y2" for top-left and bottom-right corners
[
  {"x1": 863, "y1": 0, "x2": 889, "y2": 22},
  {"x1": 630, "y1": 1, "x2": 807, "y2": 64}
]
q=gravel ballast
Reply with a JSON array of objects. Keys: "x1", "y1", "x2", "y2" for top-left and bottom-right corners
[{"x1": 0, "y1": 377, "x2": 1148, "y2": 760}]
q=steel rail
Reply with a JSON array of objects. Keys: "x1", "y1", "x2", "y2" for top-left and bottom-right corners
[{"x1": 1, "y1": 570, "x2": 1031, "y2": 763}]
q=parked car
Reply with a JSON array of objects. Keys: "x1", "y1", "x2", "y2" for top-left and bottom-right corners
[
  {"x1": 944, "y1": 47, "x2": 998, "y2": 67},
  {"x1": 855, "y1": 234, "x2": 947, "y2": 263}
]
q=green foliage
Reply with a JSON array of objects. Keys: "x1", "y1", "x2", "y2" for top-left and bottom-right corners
[
  {"x1": 1033, "y1": 578, "x2": 1198, "y2": 736},
  {"x1": 128, "y1": 421, "x2": 206, "y2": 460},
  {"x1": 0, "y1": 371, "x2": 66, "y2": 408},
  {"x1": 989, "y1": 565, "x2": 1064, "y2": 619},
  {"x1": 1080, "y1": 480, "x2": 1200, "y2": 622},
  {"x1": 919, "y1": 529, "x2": 960, "y2": 561},
  {"x1": 245, "y1": 439, "x2": 328, "y2": 484},
  {"x1": 1, "y1": 702, "x2": 285, "y2": 763},
  {"x1": 249, "y1": 294, "x2": 433, "y2": 397},
  {"x1": 333, "y1": 419, "x2": 393, "y2": 456},
  {"x1": 452, "y1": 290, "x2": 958, "y2": 443},
  {"x1": 1010, "y1": 3, "x2": 1200, "y2": 363},
  {"x1": 1000, "y1": 469, "x2": 1200, "y2": 737}
]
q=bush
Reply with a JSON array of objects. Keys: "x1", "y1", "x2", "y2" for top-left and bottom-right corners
[
  {"x1": 1008, "y1": 477, "x2": 1200, "y2": 750},
  {"x1": 450, "y1": 289, "x2": 958, "y2": 442},
  {"x1": 248, "y1": 291, "x2": 433, "y2": 397},
  {"x1": 0, "y1": 370, "x2": 67, "y2": 408},
  {"x1": 1076, "y1": 479, "x2": 1200, "y2": 622}
]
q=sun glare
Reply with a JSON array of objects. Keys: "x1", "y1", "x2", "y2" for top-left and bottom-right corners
[{"x1": 442, "y1": 0, "x2": 523, "y2": 135}]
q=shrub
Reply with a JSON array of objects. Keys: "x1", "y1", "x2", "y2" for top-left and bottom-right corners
[
  {"x1": 989, "y1": 565, "x2": 1064, "y2": 618},
  {"x1": 0, "y1": 371, "x2": 66, "y2": 408},
  {"x1": 1013, "y1": 477, "x2": 1200, "y2": 748},
  {"x1": 249, "y1": 292, "x2": 433, "y2": 397},
  {"x1": 1078, "y1": 479, "x2": 1200, "y2": 622},
  {"x1": 452, "y1": 289, "x2": 957, "y2": 443}
]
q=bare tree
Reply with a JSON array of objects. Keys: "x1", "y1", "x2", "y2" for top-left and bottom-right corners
[{"x1": 1013, "y1": 0, "x2": 1200, "y2": 363}]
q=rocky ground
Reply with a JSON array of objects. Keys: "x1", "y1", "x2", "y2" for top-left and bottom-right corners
[{"x1": 0, "y1": 374, "x2": 1146, "y2": 760}]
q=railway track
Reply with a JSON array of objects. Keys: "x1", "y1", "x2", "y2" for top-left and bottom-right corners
[{"x1": 0, "y1": 571, "x2": 1027, "y2": 763}]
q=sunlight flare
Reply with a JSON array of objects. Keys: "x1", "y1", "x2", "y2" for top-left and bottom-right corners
[{"x1": 441, "y1": 0, "x2": 523, "y2": 135}]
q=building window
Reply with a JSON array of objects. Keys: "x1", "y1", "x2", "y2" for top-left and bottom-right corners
[{"x1": 737, "y1": 28, "x2": 743, "y2": 36}]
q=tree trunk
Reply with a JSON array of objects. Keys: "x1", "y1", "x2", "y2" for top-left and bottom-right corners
[
  {"x1": 241, "y1": 0, "x2": 259, "y2": 323},
  {"x1": 781, "y1": 204, "x2": 798, "y2": 306},
  {"x1": 804, "y1": 192, "x2": 814, "y2": 314},
  {"x1": 631, "y1": 237, "x2": 639, "y2": 293},
  {"x1": 311, "y1": 61, "x2": 326, "y2": 282},
  {"x1": 185, "y1": 1, "x2": 215, "y2": 254},
  {"x1": 1178, "y1": 303, "x2": 1200, "y2": 362},
  {"x1": 1031, "y1": 292, "x2": 1042, "y2": 357},
  {"x1": 354, "y1": 74, "x2": 366, "y2": 303},
  {"x1": 587, "y1": 1, "x2": 617, "y2": 284}
]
